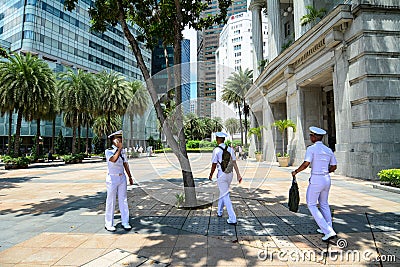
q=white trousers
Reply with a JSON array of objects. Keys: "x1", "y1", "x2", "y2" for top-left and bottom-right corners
[
  {"x1": 105, "y1": 174, "x2": 129, "y2": 227},
  {"x1": 217, "y1": 172, "x2": 236, "y2": 223},
  {"x1": 306, "y1": 175, "x2": 335, "y2": 235}
]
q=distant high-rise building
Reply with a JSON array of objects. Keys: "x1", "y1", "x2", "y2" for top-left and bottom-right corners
[
  {"x1": 0, "y1": 0, "x2": 155, "y2": 150},
  {"x1": 197, "y1": 0, "x2": 248, "y2": 117},
  {"x1": 213, "y1": 11, "x2": 268, "y2": 121},
  {"x1": 151, "y1": 39, "x2": 191, "y2": 114},
  {"x1": 181, "y1": 39, "x2": 191, "y2": 115}
]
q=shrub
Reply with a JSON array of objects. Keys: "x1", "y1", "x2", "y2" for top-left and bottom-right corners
[
  {"x1": 62, "y1": 153, "x2": 84, "y2": 164},
  {"x1": 187, "y1": 140, "x2": 200, "y2": 148},
  {"x1": 2, "y1": 156, "x2": 30, "y2": 169},
  {"x1": 377, "y1": 169, "x2": 400, "y2": 187}
]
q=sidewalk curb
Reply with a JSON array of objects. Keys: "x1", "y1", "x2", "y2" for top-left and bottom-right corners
[{"x1": 371, "y1": 183, "x2": 400, "y2": 194}]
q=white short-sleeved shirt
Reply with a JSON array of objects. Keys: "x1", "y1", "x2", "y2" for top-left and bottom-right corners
[
  {"x1": 304, "y1": 141, "x2": 337, "y2": 175},
  {"x1": 212, "y1": 144, "x2": 236, "y2": 176},
  {"x1": 105, "y1": 145, "x2": 128, "y2": 175}
]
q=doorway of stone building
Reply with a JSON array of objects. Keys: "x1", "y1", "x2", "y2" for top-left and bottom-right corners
[{"x1": 324, "y1": 89, "x2": 336, "y2": 151}]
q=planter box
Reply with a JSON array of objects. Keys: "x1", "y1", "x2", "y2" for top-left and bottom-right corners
[
  {"x1": 5, "y1": 164, "x2": 28, "y2": 170},
  {"x1": 255, "y1": 154, "x2": 263, "y2": 162},
  {"x1": 278, "y1": 156, "x2": 290, "y2": 167}
]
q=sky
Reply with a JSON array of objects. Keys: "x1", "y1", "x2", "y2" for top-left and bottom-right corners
[{"x1": 182, "y1": 26, "x2": 197, "y2": 99}]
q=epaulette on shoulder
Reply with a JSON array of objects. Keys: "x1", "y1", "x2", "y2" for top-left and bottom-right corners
[{"x1": 107, "y1": 147, "x2": 114, "y2": 150}]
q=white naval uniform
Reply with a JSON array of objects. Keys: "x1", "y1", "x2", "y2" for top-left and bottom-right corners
[
  {"x1": 212, "y1": 144, "x2": 237, "y2": 223},
  {"x1": 105, "y1": 145, "x2": 130, "y2": 228},
  {"x1": 305, "y1": 141, "x2": 337, "y2": 236}
]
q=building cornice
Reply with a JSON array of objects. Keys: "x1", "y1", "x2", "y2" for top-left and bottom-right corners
[{"x1": 247, "y1": 4, "x2": 353, "y2": 99}]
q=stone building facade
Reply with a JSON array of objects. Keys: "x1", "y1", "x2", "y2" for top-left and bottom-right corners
[{"x1": 247, "y1": 0, "x2": 400, "y2": 180}]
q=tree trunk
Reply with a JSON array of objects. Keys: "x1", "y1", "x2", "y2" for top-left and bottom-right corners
[
  {"x1": 7, "y1": 110, "x2": 12, "y2": 155},
  {"x1": 130, "y1": 115, "x2": 134, "y2": 148},
  {"x1": 36, "y1": 119, "x2": 41, "y2": 157},
  {"x1": 77, "y1": 124, "x2": 81, "y2": 153},
  {"x1": 14, "y1": 111, "x2": 23, "y2": 157},
  {"x1": 86, "y1": 122, "x2": 89, "y2": 154},
  {"x1": 238, "y1": 103, "x2": 243, "y2": 145},
  {"x1": 71, "y1": 113, "x2": 77, "y2": 154},
  {"x1": 51, "y1": 118, "x2": 56, "y2": 153},
  {"x1": 173, "y1": 1, "x2": 197, "y2": 206},
  {"x1": 282, "y1": 131, "x2": 285, "y2": 155},
  {"x1": 244, "y1": 102, "x2": 248, "y2": 146},
  {"x1": 116, "y1": 0, "x2": 197, "y2": 206}
]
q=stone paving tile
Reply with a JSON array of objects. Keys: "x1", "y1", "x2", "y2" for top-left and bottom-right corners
[
  {"x1": 54, "y1": 247, "x2": 106, "y2": 266},
  {"x1": 170, "y1": 247, "x2": 208, "y2": 266},
  {"x1": 1, "y1": 158, "x2": 400, "y2": 266},
  {"x1": 207, "y1": 245, "x2": 246, "y2": 266},
  {"x1": 0, "y1": 247, "x2": 42, "y2": 265},
  {"x1": 77, "y1": 234, "x2": 119, "y2": 249},
  {"x1": 19, "y1": 247, "x2": 75, "y2": 265}
]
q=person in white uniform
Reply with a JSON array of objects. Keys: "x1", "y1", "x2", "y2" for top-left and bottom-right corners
[
  {"x1": 292, "y1": 126, "x2": 337, "y2": 241},
  {"x1": 104, "y1": 130, "x2": 134, "y2": 232},
  {"x1": 209, "y1": 132, "x2": 243, "y2": 225}
]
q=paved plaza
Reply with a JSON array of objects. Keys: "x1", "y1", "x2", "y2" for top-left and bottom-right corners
[{"x1": 0, "y1": 153, "x2": 399, "y2": 266}]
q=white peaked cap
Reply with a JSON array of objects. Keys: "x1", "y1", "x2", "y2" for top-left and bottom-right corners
[
  {"x1": 309, "y1": 126, "x2": 327, "y2": 135},
  {"x1": 215, "y1": 132, "x2": 229, "y2": 138},
  {"x1": 108, "y1": 130, "x2": 123, "y2": 138}
]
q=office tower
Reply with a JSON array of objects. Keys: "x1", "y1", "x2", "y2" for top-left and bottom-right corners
[
  {"x1": 197, "y1": 0, "x2": 248, "y2": 117},
  {"x1": 0, "y1": 0, "x2": 154, "y2": 151},
  {"x1": 151, "y1": 39, "x2": 191, "y2": 114}
]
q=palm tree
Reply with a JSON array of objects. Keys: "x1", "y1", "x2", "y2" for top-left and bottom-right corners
[
  {"x1": 126, "y1": 80, "x2": 149, "y2": 147},
  {"x1": 0, "y1": 46, "x2": 8, "y2": 58},
  {"x1": 58, "y1": 69, "x2": 98, "y2": 154},
  {"x1": 272, "y1": 119, "x2": 296, "y2": 156},
  {"x1": 248, "y1": 126, "x2": 267, "y2": 153},
  {"x1": 224, "y1": 118, "x2": 240, "y2": 137},
  {"x1": 0, "y1": 53, "x2": 56, "y2": 156},
  {"x1": 97, "y1": 71, "x2": 132, "y2": 132},
  {"x1": 221, "y1": 68, "x2": 253, "y2": 146},
  {"x1": 92, "y1": 114, "x2": 122, "y2": 141},
  {"x1": 184, "y1": 114, "x2": 206, "y2": 140},
  {"x1": 80, "y1": 113, "x2": 94, "y2": 154},
  {"x1": 0, "y1": 82, "x2": 15, "y2": 155},
  {"x1": 41, "y1": 97, "x2": 60, "y2": 154},
  {"x1": 300, "y1": 5, "x2": 327, "y2": 26},
  {"x1": 211, "y1": 117, "x2": 224, "y2": 132}
]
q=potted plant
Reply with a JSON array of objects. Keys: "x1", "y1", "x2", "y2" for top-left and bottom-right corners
[
  {"x1": 248, "y1": 126, "x2": 266, "y2": 162},
  {"x1": 272, "y1": 119, "x2": 296, "y2": 167},
  {"x1": 300, "y1": 5, "x2": 327, "y2": 27}
]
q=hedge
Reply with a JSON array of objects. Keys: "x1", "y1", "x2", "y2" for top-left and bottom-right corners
[
  {"x1": 377, "y1": 169, "x2": 400, "y2": 187},
  {"x1": 153, "y1": 147, "x2": 214, "y2": 154}
]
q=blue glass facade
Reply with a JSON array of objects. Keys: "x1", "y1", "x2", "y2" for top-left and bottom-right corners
[
  {"x1": 181, "y1": 39, "x2": 191, "y2": 115},
  {"x1": 0, "y1": 0, "x2": 155, "y2": 152}
]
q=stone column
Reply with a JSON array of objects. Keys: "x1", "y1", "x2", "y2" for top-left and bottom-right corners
[
  {"x1": 267, "y1": 0, "x2": 282, "y2": 61},
  {"x1": 249, "y1": 0, "x2": 264, "y2": 77}
]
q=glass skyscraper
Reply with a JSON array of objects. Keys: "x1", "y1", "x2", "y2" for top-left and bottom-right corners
[{"x1": 0, "y1": 0, "x2": 156, "y2": 152}]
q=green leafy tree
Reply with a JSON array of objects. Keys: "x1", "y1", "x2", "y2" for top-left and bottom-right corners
[
  {"x1": 0, "y1": 53, "x2": 55, "y2": 156},
  {"x1": 224, "y1": 118, "x2": 240, "y2": 137},
  {"x1": 248, "y1": 126, "x2": 266, "y2": 153},
  {"x1": 300, "y1": 5, "x2": 327, "y2": 26},
  {"x1": 58, "y1": 69, "x2": 98, "y2": 154},
  {"x1": 64, "y1": 0, "x2": 232, "y2": 206},
  {"x1": 272, "y1": 119, "x2": 296, "y2": 156},
  {"x1": 221, "y1": 68, "x2": 253, "y2": 146}
]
